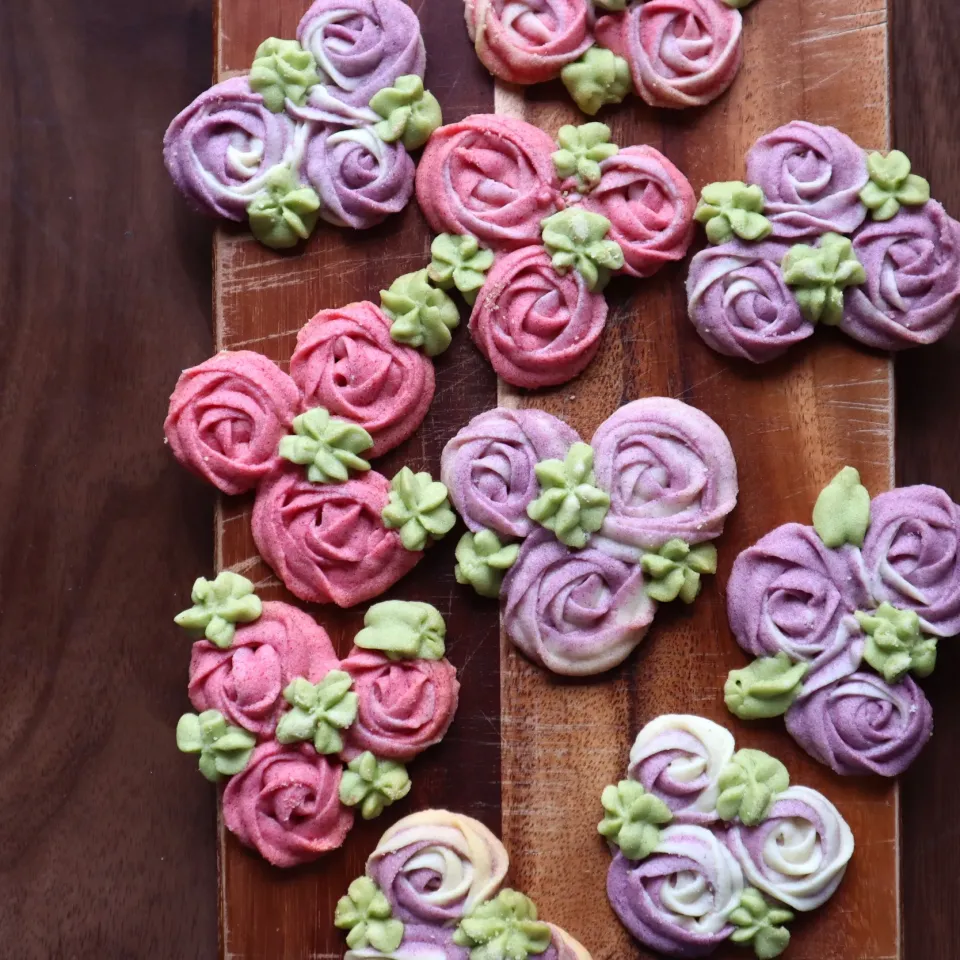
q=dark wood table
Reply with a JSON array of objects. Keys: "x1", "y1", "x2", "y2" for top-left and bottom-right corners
[{"x1": 0, "y1": 0, "x2": 957, "y2": 957}]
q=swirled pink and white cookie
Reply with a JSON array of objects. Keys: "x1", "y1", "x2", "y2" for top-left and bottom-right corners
[
  {"x1": 600, "y1": 715, "x2": 854, "y2": 959},
  {"x1": 462, "y1": 0, "x2": 757, "y2": 114},
  {"x1": 445, "y1": 398, "x2": 738, "y2": 676},
  {"x1": 336, "y1": 809, "x2": 594, "y2": 958},
  {"x1": 175, "y1": 588, "x2": 461, "y2": 867},
  {"x1": 723, "y1": 466, "x2": 947, "y2": 776},
  {"x1": 164, "y1": 0, "x2": 441, "y2": 249},
  {"x1": 687, "y1": 121, "x2": 960, "y2": 361}
]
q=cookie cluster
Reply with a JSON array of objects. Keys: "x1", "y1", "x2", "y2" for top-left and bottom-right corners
[
  {"x1": 164, "y1": 0, "x2": 442, "y2": 249},
  {"x1": 442, "y1": 398, "x2": 738, "y2": 675},
  {"x1": 601, "y1": 715, "x2": 854, "y2": 959},
  {"x1": 724, "y1": 466, "x2": 957, "y2": 776},
  {"x1": 173, "y1": 576, "x2": 459, "y2": 867},
  {"x1": 687, "y1": 121, "x2": 960, "y2": 361},
  {"x1": 164, "y1": 299, "x2": 464, "y2": 607},
  {"x1": 413, "y1": 117, "x2": 696, "y2": 388},
  {"x1": 335, "y1": 810, "x2": 593, "y2": 960},
  {"x1": 464, "y1": 0, "x2": 759, "y2": 113}
]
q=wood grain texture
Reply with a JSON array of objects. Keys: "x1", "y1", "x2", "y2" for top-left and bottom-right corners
[{"x1": 494, "y1": 4, "x2": 896, "y2": 957}]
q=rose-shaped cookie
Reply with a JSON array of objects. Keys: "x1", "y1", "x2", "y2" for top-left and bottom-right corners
[
  {"x1": 591, "y1": 397, "x2": 738, "y2": 556},
  {"x1": 297, "y1": 0, "x2": 426, "y2": 108},
  {"x1": 784, "y1": 671, "x2": 933, "y2": 777},
  {"x1": 467, "y1": 0, "x2": 592, "y2": 85},
  {"x1": 727, "y1": 522, "x2": 871, "y2": 664},
  {"x1": 164, "y1": 350, "x2": 300, "y2": 495},
  {"x1": 289, "y1": 302, "x2": 435, "y2": 457},
  {"x1": 340, "y1": 648, "x2": 460, "y2": 762},
  {"x1": 726, "y1": 785, "x2": 855, "y2": 911},
  {"x1": 862, "y1": 486, "x2": 960, "y2": 636},
  {"x1": 252, "y1": 466, "x2": 420, "y2": 606},
  {"x1": 222, "y1": 741, "x2": 353, "y2": 867},
  {"x1": 580, "y1": 146, "x2": 696, "y2": 278},
  {"x1": 469, "y1": 247, "x2": 608, "y2": 389},
  {"x1": 163, "y1": 77, "x2": 299, "y2": 221},
  {"x1": 841, "y1": 201, "x2": 960, "y2": 349},
  {"x1": 188, "y1": 601, "x2": 339, "y2": 737},
  {"x1": 607, "y1": 826, "x2": 744, "y2": 957},
  {"x1": 304, "y1": 125, "x2": 415, "y2": 230},
  {"x1": 686, "y1": 239, "x2": 816, "y2": 363},
  {"x1": 416, "y1": 115, "x2": 560, "y2": 249},
  {"x1": 366, "y1": 810, "x2": 509, "y2": 923},
  {"x1": 441, "y1": 408, "x2": 579, "y2": 538},
  {"x1": 502, "y1": 530, "x2": 655, "y2": 675},
  {"x1": 595, "y1": 1, "x2": 744, "y2": 110},
  {"x1": 627, "y1": 714, "x2": 735, "y2": 825},
  {"x1": 746, "y1": 121, "x2": 868, "y2": 238}
]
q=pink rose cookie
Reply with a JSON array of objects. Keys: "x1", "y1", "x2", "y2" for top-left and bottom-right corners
[
  {"x1": 688, "y1": 122, "x2": 960, "y2": 359},
  {"x1": 176, "y1": 586, "x2": 462, "y2": 867},
  {"x1": 164, "y1": 2, "x2": 441, "y2": 249},
  {"x1": 164, "y1": 350, "x2": 300, "y2": 495},
  {"x1": 337, "y1": 810, "x2": 593, "y2": 957},
  {"x1": 290, "y1": 301, "x2": 435, "y2": 457},
  {"x1": 724, "y1": 466, "x2": 945, "y2": 776},
  {"x1": 446, "y1": 398, "x2": 738, "y2": 675},
  {"x1": 601, "y1": 715, "x2": 854, "y2": 959}
]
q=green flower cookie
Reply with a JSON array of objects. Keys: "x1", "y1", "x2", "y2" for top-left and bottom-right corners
[
  {"x1": 453, "y1": 890, "x2": 553, "y2": 960},
  {"x1": 598, "y1": 779, "x2": 673, "y2": 861},
  {"x1": 335, "y1": 876, "x2": 405, "y2": 952},
  {"x1": 717, "y1": 749, "x2": 790, "y2": 826},
  {"x1": 694, "y1": 181, "x2": 772, "y2": 245},
  {"x1": 339, "y1": 752, "x2": 411, "y2": 820},
  {"x1": 278, "y1": 406, "x2": 373, "y2": 484},
  {"x1": 812, "y1": 466, "x2": 871, "y2": 548},
  {"x1": 856, "y1": 602, "x2": 937, "y2": 683},
  {"x1": 561, "y1": 46, "x2": 632, "y2": 117},
  {"x1": 174, "y1": 571, "x2": 262, "y2": 649},
  {"x1": 249, "y1": 38, "x2": 319, "y2": 113},
  {"x1": 724, "y1": 653, "x2": 809, "y2": 720},
  {"x1": 381, "y1": 269, "x2": 460, "y2": 356},
  {"x1": 355, "y1": 599, "x2": 447, "y2": 660},
  {"x1": 369, "y1": 75, "x2": 443, "y2": 151},
  {"x1": 275, "y1": 671, "x2": 359, "y2": 754},
  {"x1": 541, "y1": 210, "x2": 625, "y2": 292},
  {"x1": 860, "y1": 150, "x2": 931, "y2": 221},
  {"x1": 455, "y1": 530, "x2": 520, "y2": 598},
  {"x1": 730, "y1": 888, "x2": 794, "y2": 960},
  {"x1": 176, "y1": 710, "x2": 256, "y2": 782},
  {"x1": 428, "y1": 234, "x2": 495, "y2": 305},
  {"x1": 247, "y1": 166, "x2": 321, "y2": 249},
  {"x1": 526, "y1": 442, "x2": 610, "y2": 549},
  {"x1": 780, "y1": 233, "x2": 866, "y2": 326},
  {"x1": 382, "y1": 467, "x2": 457, "y2": 551},
  {"x1": 552, "y1": 123, "x2": 619, "y2": 192},
  {"x1": 641, "y1": 539, "x2": 718, "y2": 604}
]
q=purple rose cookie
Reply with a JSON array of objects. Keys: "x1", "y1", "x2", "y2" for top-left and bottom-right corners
[
  {"x1": 725, "y1": 466, "x2": 946, "y2": 776},
  {"x1": 444, "y1": 399, "x2": 738, "y2": 676},
  {"x1": 601, "y1": 715, "x2": 855, "y2": 959}
]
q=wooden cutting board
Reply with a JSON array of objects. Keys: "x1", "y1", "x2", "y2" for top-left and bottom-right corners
[{"x1": 212, "y1": 1, "x2": 897, "y2": 958}]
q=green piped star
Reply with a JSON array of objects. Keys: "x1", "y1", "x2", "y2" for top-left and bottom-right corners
[
  {"x1": 334, "y1": 876, "x2": 405, "y2": 952},
  {"x1": 249, "y1": 38, "x2": 320, "y2": 113},
  {"x1": 174, "y1": 571, "x2": 262, "y2": 649},
  {"x1": 381, "y1": 269, "x2": 460, "y2": 356},
  {"x1": 381, "y1": 467, "x2": 457, "y2": 552},
  {"x1": 428, "y1": 234, "x2": 495, "y2": 305},
  {"x1": 641, "y1": 539, "x2": 718, "y2": 604},
  {"x1": 455, "y1": 530, "x2": 520, "y2": 598},
  {"x1": 694, "y1": 181, "x2": 772, "y2": 245},
  {"x1": 781, "y1": 233, "x2": 866, "y2": 326},
  {"x1": 730, "y1": 888, "x2": 794, "y2": 959},
  {"x1": 339, "y1": 752, "x2": 411, "y2": 820},
  {"x1": 856, "y1": 602, "x2": 937, "y2": 683},
  {"x1": 541, "y1": 210, "x2": 624, "y2": 292},
  {"x1": 278, "y1": 406, "x2": 372, "y2": 484},
  {"x1": 247, "y1": 166, "x2": 321, "y2": 250},
  {"x1": 176, "y1": 710, "x2": 256, "y2": 782},
  {"x1": 561, "y1": 46, "x2": 632, "y2": 117},
  {"x1": 552, "y1": 123, "x2": 619, "y2": 192},
  {"x1": 598, "y1": 779, "x2": 673, "y2": 861},
  {"x1": 453, "y1": 890, "x2": 553, "y2": 960},
  {"x1": 275, "y1": 671, "x2": 358, "y2": 755},
  {"x1": 860, "y1": 151, "x2": 931, "y2": 221}
]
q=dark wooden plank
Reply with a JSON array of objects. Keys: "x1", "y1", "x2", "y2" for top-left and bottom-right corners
[{"x1": 0, "y1": 0, "x2": 217, "y2": 957}]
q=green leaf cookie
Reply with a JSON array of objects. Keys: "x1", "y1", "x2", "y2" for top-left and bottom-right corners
[
  {"x1": 724, "y1": 653, "x2": 809, "y2": 720},
  {"x1": 334, "y1": 876, "x2": 405, "y2": 952},
  {"x1": 174, "y1": 571, "x2": 262, "y2": 649},
  {"x1": 275, "y1": 671, "x2": 359, "y2": 754},
  {"x1": 381, "y1": 269, "x2": 461, "y2": 356},
  {"x1": 381, "y1": 466, "x2": 457, "y2": 551},
  {"x1": 541, "y1": 210, "x2": 625, "y2": 292},
  {"x1": 355, "y1": 599, "x2": 447, "y2": 660},
  {"x1": 176, "y1": 709, "x2": 256, "y2": 782},
  {"x1": 717, "y1": 749, "x2": 790, "y2": 826},
  {"x1": 455, "y1": 529, "x2": 520, "y2": 598},
  {"x1": 278, "y1": 406, "x2": 373, "y2": 484},
  {"x1": 339, "y1": 752, "x2": 411, "y2": 820},
  {"x1": 780, "y1": 233, "x2": 866, "y2": 326},
  {"x1": 641, "y1": 539, "x2": 718, "y2": 604},
  {"x1": 369, "y1": 75, "x2": 443, "y2": 151},
  {"x1": 598, "y1": 780, "x2": 673, "y2": 861}
]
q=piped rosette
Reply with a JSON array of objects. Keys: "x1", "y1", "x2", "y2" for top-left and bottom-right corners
[
  {"x1": 164, "y1": 299, "x2": 460, "y2": 607},
  {"x1": 462, "y1": 0, "x2": 760, "y2": 115},
  {"x1": 686, "y1": 121, "x2": 960, "y2": 361},
  {"x1": 443, "y1": 398, "x2": 738, "y2": 676},
  {"x1": 411, "y1": 117, "x2": 695, "y2": 389},
  {"x1": 174, "y1": 581, "x2": 460, "y2": 867},
  {"x1": 723, "y1": 465, "x2": 947, "y2": 776},
  {"x1": 600, "y1": 715, "x2": 855, "y2": 959},
  {"x1": 163, "y1": 0, "x2": 443, "y2": 249},
  {"x1": 336, "y1": 809, "x2": 594, "y2": 959}
]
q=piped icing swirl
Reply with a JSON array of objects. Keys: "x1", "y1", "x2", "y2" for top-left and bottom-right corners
[{"x1": 164, "y1": 350, "x2": 300, "y2": 495}]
